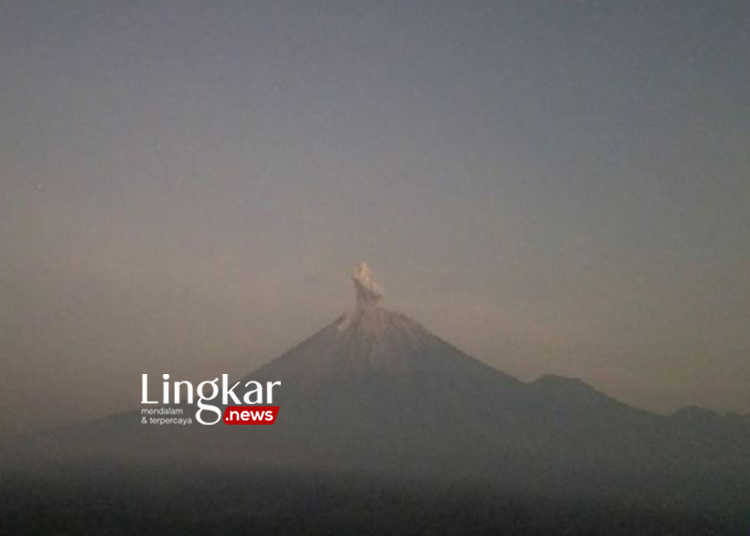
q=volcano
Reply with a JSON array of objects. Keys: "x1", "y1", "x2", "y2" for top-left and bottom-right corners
[
  {"x1": 3, "y1": 264, "x2": 750, "y2": 514},
  {"x1": 238, "y1": 264, "x2": 651, "y2": 436},
  {"x1": 244, "y1": 263, "x2": 521, "y2": 432}
]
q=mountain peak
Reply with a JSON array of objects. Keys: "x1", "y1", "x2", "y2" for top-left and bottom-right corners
[
  {"x1": 245, "y1": 267, "x2": 520, "y2": 397},
  {"x1": 333, "y1": 306, "x2": 428, "y2": 342},
  {"x1": 526, "y1": 374, "x2": 640, "y2": 417}
]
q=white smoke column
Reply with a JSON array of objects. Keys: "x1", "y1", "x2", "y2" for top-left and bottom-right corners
[{"x1": 352, "y1": 262, "x2": 383, "y2": 311}]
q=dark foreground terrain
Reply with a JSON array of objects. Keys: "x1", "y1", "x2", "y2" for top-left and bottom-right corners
[{"x1": 1, "y1": 463, "x2": 746, "y2": 536}]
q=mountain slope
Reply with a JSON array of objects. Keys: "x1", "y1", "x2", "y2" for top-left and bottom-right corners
[{"x1": 245, "y1": 306, "x2": 522, "y2": 426}]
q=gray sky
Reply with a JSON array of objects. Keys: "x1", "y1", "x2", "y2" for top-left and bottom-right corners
[{"x1": 1, "y1": 0, "x2": 749, "y2": 436}]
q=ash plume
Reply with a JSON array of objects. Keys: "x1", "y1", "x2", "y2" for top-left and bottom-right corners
[{"x1": 352, "y1": 262, "x2": 383, "y2": 310}]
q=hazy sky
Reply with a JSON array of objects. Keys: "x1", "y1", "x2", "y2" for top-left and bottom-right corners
[{"x1": 1, "y1": 0, "x2": 749, "y2": 436}]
